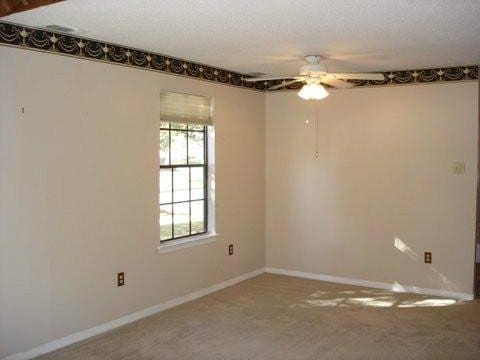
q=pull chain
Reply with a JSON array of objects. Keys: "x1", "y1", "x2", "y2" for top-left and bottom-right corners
[
  {"x1": 305, "y1": 101, "x2": 319, "y2": 158},
  {"x1": 315, "y1": 102, "x2": 319, "y2": 158}
]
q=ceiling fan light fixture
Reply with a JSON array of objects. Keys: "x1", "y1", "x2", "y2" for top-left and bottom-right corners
[{"x1": 297, "y1": 83, "x2": 329, "y2": 100}]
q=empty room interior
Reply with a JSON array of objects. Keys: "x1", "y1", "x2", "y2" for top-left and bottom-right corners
[{"x1": 1, "y1": 1, "x2": 480, "y2": 359}]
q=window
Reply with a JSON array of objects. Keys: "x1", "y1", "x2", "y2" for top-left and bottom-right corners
[
  {"x1": 158, "y1": 91, "x2": 213, "y2": 246},
  {"x1": 159, "y1": 122, "x2": 208, "y2": 242}
]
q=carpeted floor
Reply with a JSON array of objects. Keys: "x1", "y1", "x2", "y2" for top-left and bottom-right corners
[{"x1": 37, "y1": 273, "x2": 480, "y2": 360}]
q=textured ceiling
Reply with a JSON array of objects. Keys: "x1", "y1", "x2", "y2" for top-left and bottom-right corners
[{"x1": 3, "y1": 0, "x2": 480, "y2": 75}]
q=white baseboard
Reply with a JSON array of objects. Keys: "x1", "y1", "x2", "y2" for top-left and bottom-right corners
[
  {"x1": 5, "y1": 266, "x2": 473, "y2": 359},
  {"x1": 265, "y1": 267, "x2": 473, "y2": 301},
  {"x1": 3, "y1": 268, "x2": 266, "y2": 360}
]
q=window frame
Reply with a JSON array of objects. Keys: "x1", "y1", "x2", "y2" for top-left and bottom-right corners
[{"x1": 159, "y1": 123, "x2": 208, "y2": 243}]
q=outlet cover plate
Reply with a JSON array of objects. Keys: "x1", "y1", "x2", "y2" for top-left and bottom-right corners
[
  {"x1": 117, "y1": 272, "x2": 125, "y2": 286},
  {"x1": 424, "y1": 252, "x2": 432, "y2": 264}
]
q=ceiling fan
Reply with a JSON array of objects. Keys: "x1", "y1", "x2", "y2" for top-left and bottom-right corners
[{"x1": 243, "y1": 55, "x2": 385, "y2": 100}]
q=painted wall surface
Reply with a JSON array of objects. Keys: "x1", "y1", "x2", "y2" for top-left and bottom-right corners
[
  {"x1": 266, "y1": 82, "x2": 478, "y2": 296},
  {"x1": 0, "y1": 46, "x2": 265, "y2": 357}
]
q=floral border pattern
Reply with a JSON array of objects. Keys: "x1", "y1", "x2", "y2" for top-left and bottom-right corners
[{"x1": 0, "y1": 21, "x2": 478, "y2": 92}]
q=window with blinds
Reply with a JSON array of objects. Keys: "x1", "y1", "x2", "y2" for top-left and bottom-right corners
[{"x1": 159, "y1": 92, "x2": 213, "y2": 243}]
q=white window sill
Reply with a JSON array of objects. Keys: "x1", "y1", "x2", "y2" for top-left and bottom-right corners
[{"x1": 157, "y1": 233, "x2": 220, "y2": 254}]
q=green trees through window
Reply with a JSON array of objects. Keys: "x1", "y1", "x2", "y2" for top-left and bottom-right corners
[{"x1": 159, "y1": 123, "x2": 208, "y2": 242}]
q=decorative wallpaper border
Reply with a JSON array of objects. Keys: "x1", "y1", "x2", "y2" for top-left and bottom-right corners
[
  {"x1": 0, "y1": 21, "x2": 478, "y2": 92},
  {"x1": 269, "y1": 65, "x2": 479, "y2": 91},
  {"x1": 0, "y1": 21, "x2": 264, "y2": 90}
]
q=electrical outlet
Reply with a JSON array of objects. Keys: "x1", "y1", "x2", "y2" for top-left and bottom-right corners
[
  {"x1": 453, "y1": 162, "x2": 465, "y2": 174},
  {"x1": 228, "y1": 244, "x2": 234, "y2": 256},
  {"x1": 424, "y1": 252, "x2": 432, "y2": 264},
  {"x1": 117, "y1": 272, "x2": 125, "y2": 286}
]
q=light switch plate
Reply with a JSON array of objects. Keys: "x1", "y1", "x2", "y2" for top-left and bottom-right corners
[{"x1": 453, "y1": 162, "x2": 465, "y2": 174}]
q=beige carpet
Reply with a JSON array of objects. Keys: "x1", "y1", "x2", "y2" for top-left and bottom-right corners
[{"x1": 37, "y1": 274, "x2": 480, "y2": 360}]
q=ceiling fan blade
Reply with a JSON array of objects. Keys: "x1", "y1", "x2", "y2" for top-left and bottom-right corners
[
  {"x1": 320, "y1": 78, "x2": 354, "y2": 89},
  {"x1": 268, "y1": 79, "x2": 303, "y2": 90},
  {"x1": 328, "y1": 73, "x2": 385, "y2": 81},
  {"x1": 243, "y1": 75, "x2": 303, "y2": 82}
]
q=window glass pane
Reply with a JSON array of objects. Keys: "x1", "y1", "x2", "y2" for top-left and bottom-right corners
[
  {"x1": 173, "y1": 202, "x2": 190, "y2": 237},
  {"x1": 171, "y1": 123, "x2": 187, "y2": 130},
  {"x1": 191, "y1": 167, "x2": 205, "y2": 200},
  {"x1": 170, "y1": 130, "x2": 187, "y2": 164},
  {"x1": 159, "y1": 130, "x2": 170, "y2": 165},
  {"x1": 191, "y1": 200, "x2": 205, "y2": 234},
  {"x1": 188, "y1": 131, "x2": 205, "y2": 164},
  {"x1": 160, "y1": 204, "x2": 172, "y2": 241},
  {"x1": 159, "y1": 123, "x2": 208, "y2": 242},
  {"x1": 159, "y1": 169, "x2": 172, "y2": 204},
  {"x1": 173, "y1": 168, "x2": 189, "y2": 202},
  {"x1": 188, "y1": 124, "x2": 204, "y2": 131}
]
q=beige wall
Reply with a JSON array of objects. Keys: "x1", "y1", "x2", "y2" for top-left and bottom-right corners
[
  {"x1": 266, "y1": 82, "x2": 478, "y2": 296},
  {"x1": 0, "y1": 46, "x2": 265, "y2": 358}
]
